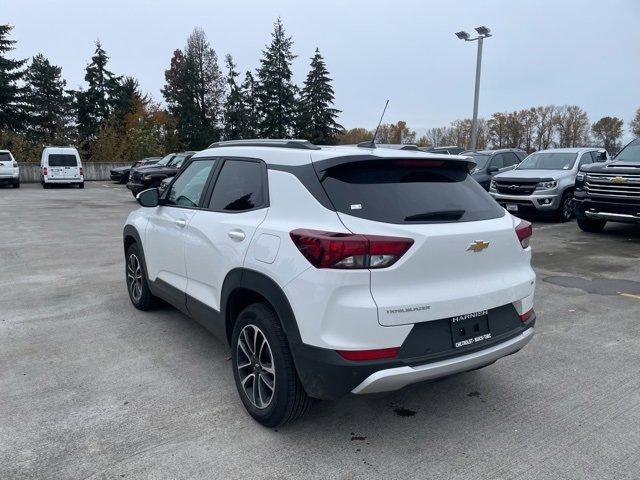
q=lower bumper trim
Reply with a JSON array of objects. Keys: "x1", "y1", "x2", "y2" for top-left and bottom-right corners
[
  {"x1": 585, "y1": 211, "x2": 640, "y2": 223},
  {"x1": 352, "y1": 327, "x2": 534, "y2": 394}
]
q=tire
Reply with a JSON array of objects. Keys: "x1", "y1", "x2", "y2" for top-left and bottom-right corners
[
  {"x1": 13, "y1": 180, "x2": 20, "y2": 189},
  {"x1": 231, "y1": 303, "x2": 312, "y2": 427},
  {"x1": 42, "y1": 182, "x2": 50, "y2": 189},
  {"x1": 577, "y1": 217, "x2": 606, "y2": 233},
  {"x1": 78, "y1": 182, "x2": 84, "y2": 189},
  {"x1": 125, "y1": 243, "x2": 157, "y2": 310},
  {"x1": 556, "y1": 191, "x2": 574, "y2": 222}
]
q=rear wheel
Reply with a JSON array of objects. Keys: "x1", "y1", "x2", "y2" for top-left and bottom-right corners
[
  {"x1": 78, "y1": 182, "x2": 84, "y2": 189},
  {"x1": 12, "y1": 180, "x2": 19, "y2": 188},
  {"x1": 577, "y1": 217, "x2": 606, "y2": 233},
  {"x1": 231, "y1": 303, "x2": 312, "y2": 427},
  {"x1": 42, "y1": 182, "x2": 50, "y2": 189},
  {"x1": 125, "y1": 243, "x2": 157, "y2": 310}
]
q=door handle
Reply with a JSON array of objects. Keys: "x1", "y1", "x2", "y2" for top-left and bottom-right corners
[
  {"x1": 228, "y1": 229, "x2": 246, "y2": 241},
  {"x1": 175, "y1": 219, "x2": 187, "y2": 228}
]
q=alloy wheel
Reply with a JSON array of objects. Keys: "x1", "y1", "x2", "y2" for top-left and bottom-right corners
[
  {"x1": 563, "y1": 193, "x2": 574, "y2": 220},
  {"x1": 236, "y1": 324, "x2": 276, "y2": 409},
  {"x1": 127, "y1": 253, "x2": 143, "y2": 303}
]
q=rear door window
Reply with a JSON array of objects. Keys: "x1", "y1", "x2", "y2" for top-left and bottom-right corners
[
  {"x1": 489, "y1": 154, "x2": 505, "y2": 169},
  {"x1": 503, "y1": 152, "x2": 520, "y2": 166},
  {"x1": 0, "y1": 153, "x2": 11, "y2": 162},
  {"x1": 319, "y1": 159, "x2": 504, "y2": 224},
  {"x1": 209, "y1": 160, "x2": 266, "y2": 212},
  {"x1": 48, "y1": 154, "x2": 77, "y2": 167}
]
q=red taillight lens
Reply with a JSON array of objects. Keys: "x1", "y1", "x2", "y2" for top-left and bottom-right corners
[
  {"x1": 336, "y1": 347, "x2": 399, "y2": 361},
  {"x1": 80, "y1": 167, "x2": 84, "y2": 176},
  {"x1": 13, "y1": 161, "x2": 18, "y2": 167},
  {"x1": 519, "y1": 309, "x2": 534, "y2": 323},
  {"x1": 289, "y1": 229, "x2": 413, "y2": 269},
  {"x1": 515, "y1": 219, "x2": 532, "y2": 248},
  {"x1": 43, "y1": 167, "x2": 48, "y2": 176}
]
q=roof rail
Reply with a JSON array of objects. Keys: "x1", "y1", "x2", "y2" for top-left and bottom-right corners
[
  {"x1": 207, "y1": 139, "x2": 320, "y2": 150},
  {"x1": 357, "y1": 143, "x2": 421, "y2": 151}
]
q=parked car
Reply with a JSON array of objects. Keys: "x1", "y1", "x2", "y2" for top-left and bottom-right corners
[
  {"x1": 40, "y1": 146, "x2": 84, "y2": 189},
  {"x1": 110, "y1": 156, "x2": 161, "y2": 184},
  {"x1": 489, "y1": 147, "x2": 608, "y2": 221},
  {"x1": 126, "y1": 152, "x2": 194, "y2": 197},
  {"x1": 574, "y1": 138, "x2": 640, "y2": 232},
  {"x1": 462, "y1": 149, "x2": 527, "y2": 190},
  {"x1": 123, "y1": 139, "x2": 536, "y2": 426},
  {"x1": 421, "y1": 145, "x2": 467, "y2": 155},
  {"x1": 0, "y1": 150, "x2": 20, "y2": 188}
]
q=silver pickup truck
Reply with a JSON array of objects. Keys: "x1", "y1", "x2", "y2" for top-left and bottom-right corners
[{"x1": 489, "y1": 147, "x2": 608, "y2": 221}]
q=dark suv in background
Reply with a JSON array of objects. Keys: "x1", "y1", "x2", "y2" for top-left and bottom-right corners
[
  {"x1": 110, "y1": 156, "x2": 161, "y2": 184},
  {"x1": 127, "y1": 151, "x2": 195, "y2": 197},
  {"x1": 421, "y1": 145, "x2": 466, "y2": 155},
  {"x1": 574, "y1": 138, "x2": 640, "y2": 232},
  {"x1": 463, "y1": 149, "x2": 527, "y2": 190}
]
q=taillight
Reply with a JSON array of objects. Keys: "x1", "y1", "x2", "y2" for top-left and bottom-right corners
[
  {"x1": 336, "y1": 347, "x2": 399, "y2": 361},
  {"x1": 12, "y1": 161, "x2": 18, "y2": 167},
  {"x1": 80, "y1": 167, "x2": 84, "y2": 176},
  {"x1": 515, "y1": 219, "x2": 532, "y2": 248},
  {"x1": 289, "y1": 229, "x2": 414, "y2": 269},
  {"x1": 43, "y1": 167, "x2": 48, "y2": 176},
  {"x1": 519, "y1": 309, "x2": 534, "y2": 323}
]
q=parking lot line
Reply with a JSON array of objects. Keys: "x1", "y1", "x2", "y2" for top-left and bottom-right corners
[{"x1": 619, "y1": 292, "x2": 640, "y2": 301}]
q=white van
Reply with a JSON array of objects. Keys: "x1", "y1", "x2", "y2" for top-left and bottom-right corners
[
  {"x1": 0, "y1": 150, "x2": 20, "y2": 188},
  {"x1": 41, "y1": 147, "x2": 84, "y2": 188}
]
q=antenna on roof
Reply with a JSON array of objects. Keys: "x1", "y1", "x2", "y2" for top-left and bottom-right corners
[{"x1": 358, "y1": 100, "x2": 389, "y2": 149}]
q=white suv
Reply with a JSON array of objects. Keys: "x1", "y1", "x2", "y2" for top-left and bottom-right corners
[
  {"x1": 0, "y1": 150, "x2": 20, "y2": 188},
  {"x1": 123, "y1": 139, "x2": 536, "y2": 426}
]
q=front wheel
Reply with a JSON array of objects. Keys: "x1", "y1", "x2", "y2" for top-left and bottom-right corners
[
  {"x1": 556, "y1": 191, "x2": 574, "y2": 222},
  {"x1": 231, "y1": 303, "x2": 312, "y2": 427},
  {"x1": 125, "y1": 243, "x2": 157, "y2": 310},
  {"x1": 577, "y1": 217, "x2": 606, "y2": 233}
]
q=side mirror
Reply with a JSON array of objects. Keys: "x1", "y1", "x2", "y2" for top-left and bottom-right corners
[
  {"x1": 487, "y1": 166, "x2": 499, "y2": 174},
  {"x1": 136, "y1": 188, "x2": 159, "y2": 207}
]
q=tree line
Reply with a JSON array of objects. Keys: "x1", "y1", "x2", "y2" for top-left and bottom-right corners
[
  {"x1": 2, "y1": 20, "x2": 639, "y2": 162},
  {"x1": 0, "y1": 19, "x2": 342, "y2": 162},
  {"x1": 340, "y1": 105, "x2": 640, "y2": 154}
]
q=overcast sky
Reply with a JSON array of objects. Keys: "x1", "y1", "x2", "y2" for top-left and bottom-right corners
[{"x1": 4, "y1": 0, "x2": 640, "y2": 134}]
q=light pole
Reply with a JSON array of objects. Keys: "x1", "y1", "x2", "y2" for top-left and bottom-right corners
[{"x1": 455, "y1": 26, "x2": 492, "y2": 151}]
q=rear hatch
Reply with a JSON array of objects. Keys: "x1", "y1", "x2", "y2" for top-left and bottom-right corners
[
  {"x1": 315, "y1": 156, "x2": 535, "y2": 326},
  {"x1": 48, "y1": 153, "x2": 79, "y2": 179},
  {"x1": 0, "y1": 152, "x2": 14, "y2": 176}
]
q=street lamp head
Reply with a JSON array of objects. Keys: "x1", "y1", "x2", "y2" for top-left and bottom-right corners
[
  {"x1": 475, "y1": 26, "x2": 491, "y2": 37},
  {"x1": 455, "y1": 31, "x2": 470, "y2": 40}
]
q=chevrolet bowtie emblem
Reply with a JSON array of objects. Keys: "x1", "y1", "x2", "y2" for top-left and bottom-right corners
[
  {"x1": 467, "y1": 240, "x2": 490, "y2": 252},
  {"x1": 610, "y1": 176, "x2": 627, "y2": 184}
]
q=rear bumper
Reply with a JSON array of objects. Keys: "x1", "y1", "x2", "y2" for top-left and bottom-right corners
[
  {"x1": 353, "y1": 327, "x2": 534, "y2": 394},
  {"x1": 44, "y1": 178, "x2": 83, "y2": 183},
  {"x1": 291, "y1": 306, "x2": 536, "y2": 400},
  {"x1": 0, "y1": 174, "x2": 19, "y2": 183},
  {"x1": 574, "y1": 196, "x2": 640, "y2": 224}
]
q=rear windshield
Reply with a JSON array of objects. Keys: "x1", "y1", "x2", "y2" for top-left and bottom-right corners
[
  {"x1": 48, "y1": 154, "x2": 77, "y2": 167},
  {"x1": 0, "y1": 153, "x2": 11, "y2": 162},
  {"x1": 319, "y1": 159, "x2": 504, "y2": 224},
  {"x1": 517, "y1": 152, "x2": 576, "y2": 170},
  {"x1": 615, "y1": 139, "x2": 640, "y2": 162}
]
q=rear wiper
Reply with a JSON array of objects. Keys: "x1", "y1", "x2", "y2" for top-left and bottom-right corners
[{"x1": 404, "y1": 210, "x2": 465, "y2": 221}]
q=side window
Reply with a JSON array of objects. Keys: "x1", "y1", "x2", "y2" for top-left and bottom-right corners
[
  {"x1": 489, "y1": 154, "x2": 505, "y2": 169},
  {"x1": 503, "y1": 152, "x2": 520, "y2": 166},
  {"x1": 209, "y1": 160, "x2": 265, "y2": 212},
  {"x1": 578, "y1": 153, "x2": 593, "y2": 167},
  {"x1": 166, "y1": 160, "x2": 216, "y2": 208}
]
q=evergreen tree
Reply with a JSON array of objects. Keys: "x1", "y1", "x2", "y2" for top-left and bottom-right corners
[
  {"x1": 24, "y1": 53, "x2": 72, "y2": 143},
  {"x1": 297, "y1": 48, "x2": 342, "y2": 144},
  {"x1": 239, "y1": 71, "x2": 258, "y2": 138},
  {"x1": 75, "y1": 41, "x2": 121, "y2": 142},
  {"x1": 222, "y1": 54, "x2": 246, "y2": 140},
  {"x1": 162, "y1": 29, "x2": 225, "y2": 149},
  {"x1": 0, "y1": 24, "x2": 27, "y2": 132},
  {"x1": 255, "y1": 18, "x2": 298, "y2": 138},
  {"x1": 113, "y1": 76, "x2": 147, "y2": 121}
]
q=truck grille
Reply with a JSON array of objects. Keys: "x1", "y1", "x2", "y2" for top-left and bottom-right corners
[
  {"x1": 585, "y1": 172, "x2": 640, "y2": 199},
  {"x1": 495, "y1": 181, "x2": 538, "y2": 195}
]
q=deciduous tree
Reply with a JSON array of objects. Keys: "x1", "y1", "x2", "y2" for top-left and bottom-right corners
[
  {"x1": 591, "y1": 116, "x2": 624, "y2": 153},
  {"x1": 630, "y1": 108, "x2": 640, "y2": 138}
]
